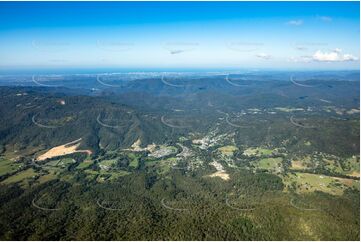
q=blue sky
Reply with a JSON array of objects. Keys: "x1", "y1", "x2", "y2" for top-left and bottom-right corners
[{"x1": 0, "y1": 1, "x2": 359, "y2": 71}]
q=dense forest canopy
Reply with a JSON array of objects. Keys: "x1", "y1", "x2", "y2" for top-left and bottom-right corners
[{"x1": 0, "y1": 71, "x2": 359, "y2": 240}]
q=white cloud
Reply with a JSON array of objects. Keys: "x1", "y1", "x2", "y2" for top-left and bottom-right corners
[
  {"x1": 287, "y1": 20, "x2": 303, "y2": 26},
  {"x1": 256, "y1": 53, "x2": 271, "y2": 60},
  {"x1": 312, "y1": 49, "x2": 358, "y2": 62}
]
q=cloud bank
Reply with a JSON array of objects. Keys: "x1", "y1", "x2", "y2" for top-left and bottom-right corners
[{"x1": 312, "y1": 49, "x2": 358, "y2": 62}]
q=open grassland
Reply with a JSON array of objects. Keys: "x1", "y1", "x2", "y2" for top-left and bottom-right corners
[
  {"x1": 127, "y1": 153, "x2": 141, "y2": 168},
  {"x1": 243, "y1": 147, "x2": 274, "y2": 157},
  {"x1": 253, "y1": 157, "x2": 283, "y2": 171},
  {"x1": 35, "y1": 171, "x2": 58, "y2": 184},
  {"x1": 291, "y1": 156, "x2": 313, "y2": 170},
  {"x1": 283, "y1": 172, "x2": 359, "y2": 196},
  {"x1": 0, "y1": 157, "x2": 21, "y2": 176},
  {"x1": 76, "y1": 159, "x2": 93, "y2": 169},
  {"x1": 99, "y1": 159, "x2": 117, "y2": 169},
  {"x1": 218, "y1": 145, "x2": 238, "y2": 156},
  {"x1": 1, "y1": 168, "x2": 37, "y2": 186},
  {"x1": 343, "y1": 156, "x2": 360, "y2": 177},
  {"x1": 84, "y1": 169, "x2": 130, "y2": 182}
]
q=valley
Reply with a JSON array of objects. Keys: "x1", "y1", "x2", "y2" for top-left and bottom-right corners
[{"x1": 0, "y1": 71, "x2": 359, "y2": 240}]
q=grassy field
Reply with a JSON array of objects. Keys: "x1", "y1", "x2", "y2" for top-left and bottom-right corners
[
  {"x1": 36, "y1": 171, "x2": 58, "y2": 184},
  {"x1": 145, "y1": 157, "x2": 176, "y2": 175},
  {"x1": 127, "y1": 153, "x2": 141, "y2": 169},
  {"x1": 253, "y1": 157, "x2": 283, "y2": 171},
  {"x1": 84, "y1": 169, "x2": 130, "y2": 182},
  {"x1": 342, "y1": 156, "x2": 360, "y2": 177},
  {"x1": 243, "y1": 147, "x2": 274, "y2": 157},
  {"x1": 0, "y1": 157, "x2": 21, "y2": 176},
  {"x1": 218, "y1": 145, "x2": 238, "y2": 156},
  {"x1": 44, "y1": 158, "x2": 75, "y2": 167},
  {"x1": 282, "y1": 172, "x2": 359, "y2": 195},
  {"x1": 99, "y1": 159, "x2": 117, "y2": 169},
  {"x1": 290, "y1": 156, "x2": 317, "y2": 170},
  {"x1": 323, "y1": 158, "x2": 344, "y2": 174},
  {"x1": 1, "y1": 168, "x2": 37, "y2": 186},
  {"x1": 76, "y1": 159, "x2": 93, "y2": 169}
]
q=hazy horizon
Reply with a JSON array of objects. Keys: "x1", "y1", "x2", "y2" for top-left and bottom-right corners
[{"x1": 0, "y1": 1, "x2": 359, "y2": 71}]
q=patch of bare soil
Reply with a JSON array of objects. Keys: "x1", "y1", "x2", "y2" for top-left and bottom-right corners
[{"x1": 36, "y1": 138, "x2": 92, "y2": 161}]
